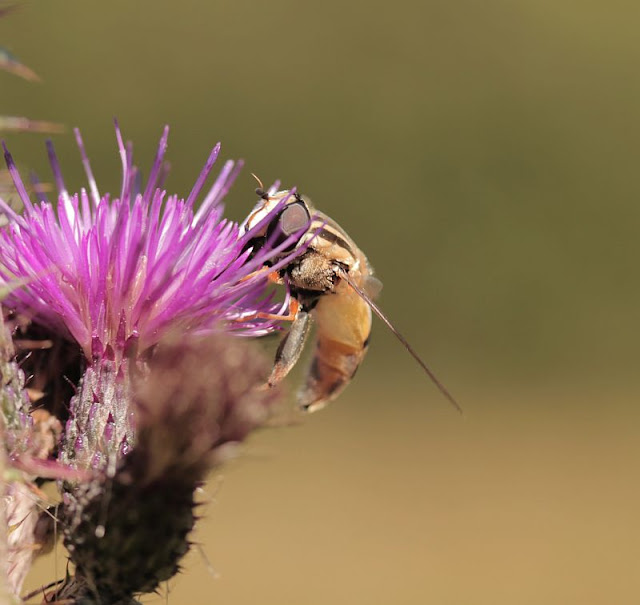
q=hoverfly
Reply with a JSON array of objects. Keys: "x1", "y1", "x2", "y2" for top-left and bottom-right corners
[{"x1": 241, "y1": 184, "x2": 461, "y2": 414}]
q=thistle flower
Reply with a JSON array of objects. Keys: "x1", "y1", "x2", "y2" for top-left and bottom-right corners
[
  {"x1": 0, "y1": 124, "x2": 300, "y2": 361},
  {"x1": 0, "y1": 126, "x2": 305, "y2": 602}
]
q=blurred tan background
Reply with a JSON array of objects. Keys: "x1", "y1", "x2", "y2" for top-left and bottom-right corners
[{"x1": 3, "y1": 0, "x2": 640, "y2": 603}]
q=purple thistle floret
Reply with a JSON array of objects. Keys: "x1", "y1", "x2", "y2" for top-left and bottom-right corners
[{"x1": 0, "y1": 124, "x2": 301, "y2": 360}]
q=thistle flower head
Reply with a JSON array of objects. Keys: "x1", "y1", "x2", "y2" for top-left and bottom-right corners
[{"x1": 0, "y1": 124, "x2": 302, "y2": 361}]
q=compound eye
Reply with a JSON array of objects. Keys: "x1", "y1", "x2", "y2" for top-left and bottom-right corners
[
  {"x1": 265, "y1": 200, "x2": 311, "y2": 252},
  {"x1": 280, "y1": 202, "x2": 311, "y2": 237},
  {"x1": 279, "y1": 201, "x2": 310, "y2": 236}
]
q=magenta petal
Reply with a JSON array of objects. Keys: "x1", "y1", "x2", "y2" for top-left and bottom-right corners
[{"x1": 0, "y1": 125, "x2": 303, "y2": 361}]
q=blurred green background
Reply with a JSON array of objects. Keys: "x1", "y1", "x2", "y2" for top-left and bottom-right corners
[{"x1": 3, "y1": 0, "x2": 640, "y2": 603}]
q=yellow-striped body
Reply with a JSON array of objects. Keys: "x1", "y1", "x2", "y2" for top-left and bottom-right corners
[
  {"x1": 299, "y1": 266, "x2": 372, "y2": 411},
  {"x1": 242, "y1": 191, "x2": 381, "y2": 412}
]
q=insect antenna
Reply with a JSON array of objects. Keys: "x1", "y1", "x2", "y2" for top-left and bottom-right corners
[
  {"x1": 251, "y1": 173, "x2": 270, "y2": 200},
  {"x1": 336, "y1": 267, "x2": 463, "y2": 414}
]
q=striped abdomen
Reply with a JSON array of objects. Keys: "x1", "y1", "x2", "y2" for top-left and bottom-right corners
[{"x1": 298, "y1": 275, "x2": 373, "y2": 412}]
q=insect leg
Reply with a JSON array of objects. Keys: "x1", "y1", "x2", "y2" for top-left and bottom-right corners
[
  {"x1": 233, "y1": 298, "x2": 299, "y2": 323},
  {"x1": 268, "y1": 308, "x2": 311, "y2": 387},
  {"x1": 239, "y1": 268, "x2": 283, "y2": 284}
]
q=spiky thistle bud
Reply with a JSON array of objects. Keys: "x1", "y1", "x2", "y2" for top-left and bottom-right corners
[
  {"x1": 59, "y1": 332, "x2": 277, "y2": 602},
  {"x1": 1, "y1": 309, "x2": 62, "y2": 598}
]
